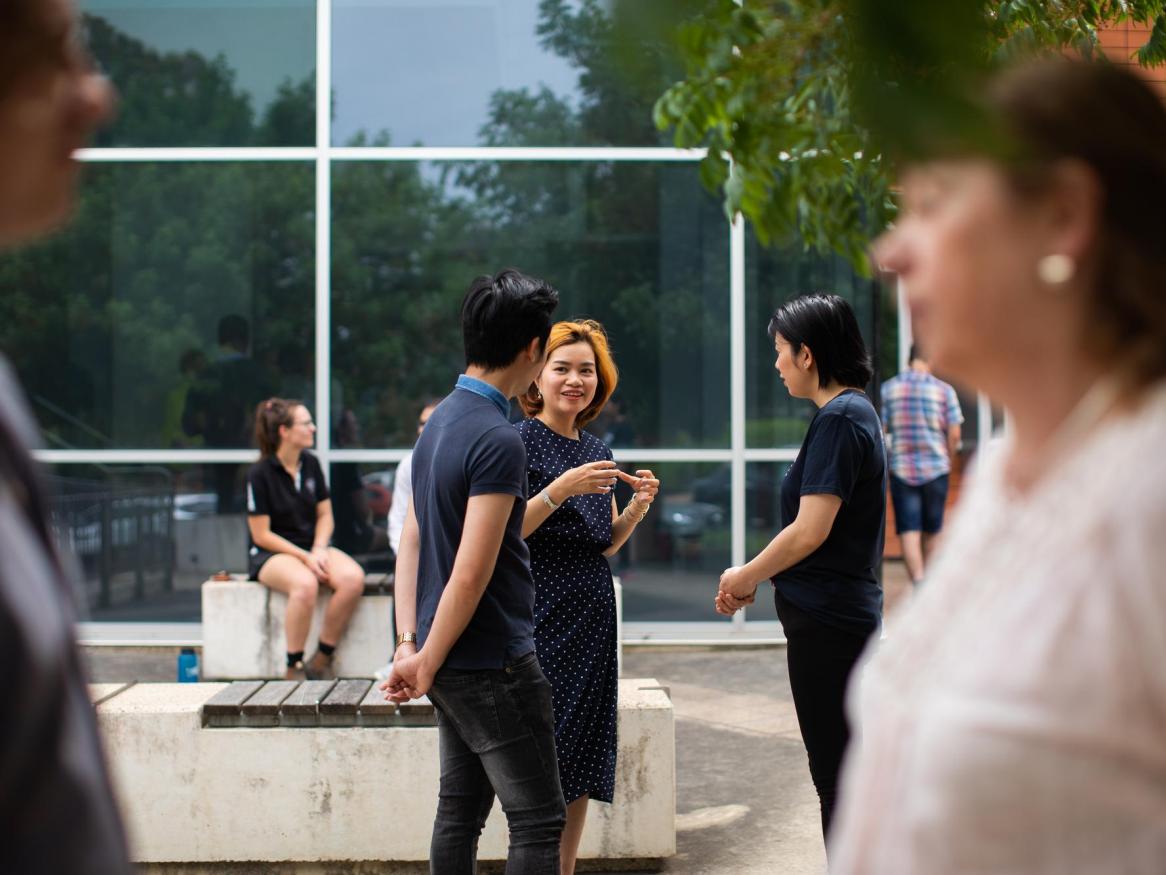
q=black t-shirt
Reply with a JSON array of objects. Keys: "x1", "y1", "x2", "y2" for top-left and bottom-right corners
[
  {"x1": 246, "y1": 451, "x2": 330, "y2": 551},
  {"x1": 773, "y1": 390, "x2": 887, "y2": 635},
  {"x1": 411, "y1": 381, "x2": 533, "y2": 670}
]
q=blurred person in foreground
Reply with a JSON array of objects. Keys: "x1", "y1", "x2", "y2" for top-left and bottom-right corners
[
  {"x1": 830, "y1": 58, "x2": 1166, "y2": 873},
  {"x1": 0, "y1": 0, "x2": 128, "y2": 871},
  {"x1": 880, "y1": 344, "x2": 963, "y2": 585},
  {"x1": 387, "y1": 397, "x2": 443, "y2": 556}
]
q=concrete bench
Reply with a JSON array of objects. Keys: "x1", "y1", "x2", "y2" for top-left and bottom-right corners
[
  {"x1": 95, "y1": 679, "x2": 675, "y2": 866},
  {"x1": 200, "y1": 574, "x2": 394, "y2": 680}
]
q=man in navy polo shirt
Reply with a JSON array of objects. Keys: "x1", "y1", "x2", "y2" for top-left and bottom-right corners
[{"x1": 381, "y1": 269, "x2": 563, "y2": 873}]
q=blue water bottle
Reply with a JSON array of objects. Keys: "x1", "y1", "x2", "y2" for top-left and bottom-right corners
[{"x1": 177, "y1": 647, "x2": 199, "y2": 683}]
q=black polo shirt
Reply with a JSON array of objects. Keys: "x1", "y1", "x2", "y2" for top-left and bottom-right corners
[
  {"x1": 411, "y1": 377, "x2": 533, "y2": 670},
  {"x1": 246, "y1": 451, "x2": 330, "y2": 551}
]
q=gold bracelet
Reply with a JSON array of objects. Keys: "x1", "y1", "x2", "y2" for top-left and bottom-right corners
[{"x1": 624, "y1": 500, "x2": 649, "y2": 523}]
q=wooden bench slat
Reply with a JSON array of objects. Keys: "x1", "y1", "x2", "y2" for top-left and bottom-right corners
[
  {"x1": 357, "y1": 682, "x2": 397, "y2": 727},
  {"x1": 280, "y1": 680, "x2": 337, "y2": 715},
  {"x1": 362, "y1": 572, "x2": 394, "y2": 596},
  {"x1": 202, "y1": 681, "x2": 265, "y2": 716},
  {"x1": 358, "y1": 683, "x2": 396, "y2": 717},
  {"x1": 396, "y1": 700, "x2": 433, "y2": 718},
  {"x1": 240, "y1": 681, "x2": 300, "y2": 716},
  {"x1": 320, "y1": 679, "x2": 372, "y2": 715}
]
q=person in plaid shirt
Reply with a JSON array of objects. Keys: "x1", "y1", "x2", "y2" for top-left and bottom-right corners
[{"x1": 881, "y1": 346, "x2": 963, "y2": 584}]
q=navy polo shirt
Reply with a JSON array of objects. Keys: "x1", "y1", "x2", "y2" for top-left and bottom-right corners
[
  {"x1": 411, "y1": 375, "x2": 534, "y2": 669},
  {"x1": 246, "y1": 451, "x2": 330, "y2": 551},
  {"x1": 773, "y1": 390, "x2": 887, "y2": 635}
]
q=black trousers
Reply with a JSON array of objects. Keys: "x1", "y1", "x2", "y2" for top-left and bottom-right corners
[{"x1": 775, "y1": 590, "x2": 874, "y2": 841}]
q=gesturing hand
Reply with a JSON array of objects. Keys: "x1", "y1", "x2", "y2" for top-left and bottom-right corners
[
  {"x1": 615, "y1": 468, "x2": 659, "y2": 508},
  {"x1": 552, "y1": 460, "x2": 619, "y2": 500}
]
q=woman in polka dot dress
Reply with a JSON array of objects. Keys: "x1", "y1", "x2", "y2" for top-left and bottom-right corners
[{"x1": 515, "y1": 320, "x2": 660, "y2": 875}]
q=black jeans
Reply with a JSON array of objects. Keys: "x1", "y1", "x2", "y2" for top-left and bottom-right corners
[
  {"x1": 427, "y1": 652, "x2": 566, "y2": 874},
  {"x1": 775, "y1": 591, "x2": 874, "y2": 841}
]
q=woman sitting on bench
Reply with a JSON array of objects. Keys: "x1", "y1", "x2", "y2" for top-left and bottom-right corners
[{"x1": 247, "y1": 398, "x2": 365, "y2": 679}]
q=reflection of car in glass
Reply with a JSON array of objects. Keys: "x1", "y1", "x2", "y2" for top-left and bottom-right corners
[
  {"x1": 173, "y1": 492, "x2": 218, "y2": 520},
  {"x1": 169, "y1": 491, "x2": 245, "y2": 575},
  {"x1": 657, "y1": 501, "x2": 724, "y2": 538},
  {"x1": 652, "y1": 500, "x2": 726, "y2": 569},
  {"x1": 360, "y1": 469, "x2": 394, "y2": 520},
  {"x1": 691, "y1": 465, "x2": 779, "y2": 528}
]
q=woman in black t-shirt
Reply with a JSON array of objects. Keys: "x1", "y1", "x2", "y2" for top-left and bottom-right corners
[
  {"x1": 247, "y1": 398, "x2": 365, "y2": 680},
  {"x1": 715, "y1": 294, "x2": 887, "y2": 842}
]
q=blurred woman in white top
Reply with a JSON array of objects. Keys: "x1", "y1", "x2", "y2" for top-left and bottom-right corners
[
  {"x1": 830, "y1": 58, "x2": 1166, "y2": 873},
  {"x1": 386, "y1": 398, "x2": 441, "y2": 555}
]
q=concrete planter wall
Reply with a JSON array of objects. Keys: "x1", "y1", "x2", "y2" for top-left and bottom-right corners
[
  {"x1": 201, "y1": 579, "x2": 393, "y2": 679},
  {"x1": 96, "y1": 679, "x2": 675, "y2": 865}
]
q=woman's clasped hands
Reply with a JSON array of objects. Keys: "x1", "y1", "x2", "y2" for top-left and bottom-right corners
[{"x1": 715, "y1": 566, "x2": 758, "y2": 615}]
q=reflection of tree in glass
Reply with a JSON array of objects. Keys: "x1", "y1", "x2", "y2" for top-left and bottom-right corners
[
  {"x1": 330, "y1": 159, "x2": 474, "y2": 447},
  {"x1": 536, "y1": 0, "x2": 697, "y2": 147},
  {"x1": 331, "y1": 1, "x2": 729, "y2": 448},
  {"x1": 0, "y1": 160, "x2": 313, "y2": 448},
  {"x1": 0, "y1": 6, "x2": 849, "y2": 453},
  {"x1": 457, "y1": 2, "x2": 726, "y2": 446},
  {"x1": 84, "y1": 14, "x2": 315, "y2": 147},
  {"x1": 0, "y1": 17, "x2": 317, "y2": 449}
]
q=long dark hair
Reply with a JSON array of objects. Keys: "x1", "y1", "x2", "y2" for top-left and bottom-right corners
[{"x1": 253, "y1": 397, "x2": 300, "y2": 457}]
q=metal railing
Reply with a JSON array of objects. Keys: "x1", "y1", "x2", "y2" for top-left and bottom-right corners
[{"x1": 48, "y1": 467, "x2": 175, "y2": 611}]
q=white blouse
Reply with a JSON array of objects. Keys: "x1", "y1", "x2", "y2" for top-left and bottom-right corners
[{"x1": 830, "y1": 383, "x2": 1166, "y2": 874}]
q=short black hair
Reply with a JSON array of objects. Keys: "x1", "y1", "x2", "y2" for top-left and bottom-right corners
[
  {"x1": 461, "y1": 269, "x2": 559, "y2": 370},
  {"x1": 908, "y1": 343, "x2": 926, "y2": 364},
  {"x1": 767, "y1": 293, "x2": 873, "y2": 390}
]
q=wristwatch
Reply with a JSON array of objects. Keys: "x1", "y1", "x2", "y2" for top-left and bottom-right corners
[{"x1": 395, "y1": 631, "x2": 417, "y2": 647}]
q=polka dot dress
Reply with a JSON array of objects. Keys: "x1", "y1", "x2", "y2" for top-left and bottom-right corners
[{"x1": 516, "y1": 418, "x2": 618, "y2": 805}]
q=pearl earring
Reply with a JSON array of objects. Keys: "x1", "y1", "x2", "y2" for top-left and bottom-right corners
[{"x1": 1037, "y1": 253, "x2": 1075, "y2": 286}]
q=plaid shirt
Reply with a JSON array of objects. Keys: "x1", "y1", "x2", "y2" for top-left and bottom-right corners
[{"x1": 880, "y1": 370, "x2": 964, "y2": 486}]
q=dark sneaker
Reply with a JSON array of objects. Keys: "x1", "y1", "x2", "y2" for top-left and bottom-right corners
[
  {"x1": 305, "y1": 652, "x2": 336, "y2": 680},
  {"x1": 285, "y1": 660, "x2": 307, "y2": 681}
]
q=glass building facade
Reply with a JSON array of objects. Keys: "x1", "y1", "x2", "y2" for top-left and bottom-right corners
[{"x1": 2, "y1": 0, "x2": 888, "y2": 634}]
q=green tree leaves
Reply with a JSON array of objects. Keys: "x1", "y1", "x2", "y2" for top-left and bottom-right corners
[{"x1": 651, "y1": 0, "x2": 1166, "y2": 274}]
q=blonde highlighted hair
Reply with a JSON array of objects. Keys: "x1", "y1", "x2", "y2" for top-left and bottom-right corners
[{"x1": 519, "y1": 319, "x2": 618, "y2": 429}]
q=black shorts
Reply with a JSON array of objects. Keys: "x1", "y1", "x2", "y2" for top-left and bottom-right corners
[{"x1": 248, "y1": 547, "x2": 277, "y2": 580}]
